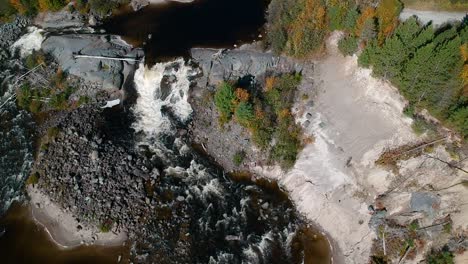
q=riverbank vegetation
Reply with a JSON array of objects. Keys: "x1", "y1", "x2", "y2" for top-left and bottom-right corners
[
  {"x1": 2, "y1": 0, "x2": 130, "y2": 17},
  {"x1": 15, "y1": 51, "x2": 81, "y2": 113},
  {"x1": 267, "y1": 0, "x2": 468, "y2": 139},
  {"x1": 356, "y1": 13, "x2": 468, "y2": 139},
  {"x1": 214, "y1": 74, "x2": 302, "y2": 168}
]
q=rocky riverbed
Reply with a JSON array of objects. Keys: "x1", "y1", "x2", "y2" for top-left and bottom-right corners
[{"x1": 0, "y1": 6, "x2": 331, "y2": 263}]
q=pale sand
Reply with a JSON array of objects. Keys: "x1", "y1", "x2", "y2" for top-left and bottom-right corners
[
  {"x1": 27, "y1": 186, "x2": 127, "y2": 249},
  {"x1": 251, "y1": 32, "x2": 417, "y2": 263}
]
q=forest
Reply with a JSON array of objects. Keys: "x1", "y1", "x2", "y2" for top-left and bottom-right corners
[{"x1": 267, "y1": 0, "x2": 468, "y2": 139}]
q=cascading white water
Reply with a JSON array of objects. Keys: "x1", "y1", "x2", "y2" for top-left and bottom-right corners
[
  {"x1": 10, "y1": 27, "x2": 44, "y2": 58},
  {"x1": 132, "y1": 58, "x2": 193, "y2": 138}
]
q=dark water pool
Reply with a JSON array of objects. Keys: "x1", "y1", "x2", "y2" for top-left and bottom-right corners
[
  {"x1": 0, "y1": 203, "x2": 130, "y2": 264},
  {"x1": 102, "y1": 0, "x2": 268, "y2": 64}
]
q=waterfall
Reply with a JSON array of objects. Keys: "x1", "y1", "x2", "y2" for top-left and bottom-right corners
[{"x1": 132, "y1": 58, "x2": 194, "y2": 138}]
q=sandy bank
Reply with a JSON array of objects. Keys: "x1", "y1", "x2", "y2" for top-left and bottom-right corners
[
  {"x1": 27, "y1": 186, "x2": 127, "y2": 249},
  {"x1": 252, "y1": 32, "x2": 418, "y2": 263}
]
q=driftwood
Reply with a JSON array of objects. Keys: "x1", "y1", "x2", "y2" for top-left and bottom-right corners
[{"x1": 73, "y1": 54, "x2": 141, "y2": 62}]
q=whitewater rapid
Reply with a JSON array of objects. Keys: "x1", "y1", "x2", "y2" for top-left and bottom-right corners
[
  {"x1": 10, "y1": 27, "x2": 44, "y2": 58},
  {"x1": 132, "y1": 58, "x2": 194, "y2": 137}
]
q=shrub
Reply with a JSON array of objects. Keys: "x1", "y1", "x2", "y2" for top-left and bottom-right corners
[
  {"x1": 338, "y1": 35, "x2": 358, "y2": 56},
  {"x1": 234, "y1": 102, "x2": 254, "y2": 127},
  {"x1": 214, "y1": 82, "x2": 236, "y2": 123},
  {"x1": 449, "y1": 106, "x2": 468, "y2": 138},
  {"x1": 271, "y1": 116, "x2": 302, "y2": 169},
  {"x1": 89, "y1": 0, "x2": 128, "y2": 16},
  {"x1": 26, "y1": 172, "x2": 39, "y2": 185},
  {"x1": 267, "y1": 0, "x2": 328, "y2": 57},
  {"x1": 77, "y1": 95, "x2": 90, "y2": 106},
  {"x1": 427, "y1": 247, "x2": 454, "y2": 264},
  {"x1": 38, "y1": 0, "x2": 66, "y2": 11},
  {"x1": 47, "y1": 126, "x2": 59, "y2": 140},
  {"x1": 0, "y1": 0, "x2": 17, "y2": 21},
  {"x1": 24, "y1": 50, "x2": 46, "y2": 69},
  {"x1": 233, "y1": 151, "x2": 246, "y2": 166},
  {"x1": 9, "y1": 0, "x2": 39, "y2": 16},
  {"x1": 99, "y1": 219, "x2": 113, "y2": 233},
  {"x1": 16, "y1": 84, "x2": 32, "y2": 110}
]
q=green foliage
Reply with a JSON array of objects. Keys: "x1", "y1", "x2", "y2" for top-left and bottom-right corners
[
  {"x1": 47, "y1": 126, "x2": 59, "y2": 140},
  {"x1": 0, "y1": 0, "x2": 17, "y2": 21},
  {"x1": 89, "y1": 0, "x2": 128, "y2": 16},
  {"x1": 359, "y1": 16, "x2": 467, "y2": 138},
  {"x1": 99, "y1": 220, "x2": 113, "y2": 233},
  {"x1": 16, "y1": 84, "x2": 32, "y2": 110},
  {"x1": 265, "y1": 74, "x2": 301, "y2": 114},
  {"x1": 338, "y1": 35, "x2": 358, "y2": 56},
  {"x1": 233, "y1": 151, "x2": 246, "y2": 166},
  {"x1": 234, "y1": 102, "x2": 254, "y2": 127},
  {"x1": 271, "y1": 116, "x2": 302, "y2": 168},
  {"x1": 267, "y1": 0, "x2": 328, "y2": 57},
  {"x1": 26, "y1": 172, "x2": 39, "y2": 185},
  {"x1": 427, "y1": 247, "x2": 454, "y2": 264},
  {"x1": 449, "y1": 106, "x2": 468, "y2": 137},
  {"x1": 15, "y1": 0, "x2": 39, "y2": 16},
  {"x1": 327, "y1": 5, "x2": 345, "y2": 31},
  {"x1": 24, "y1": 50, "x2": 46, "y2": 69},
  {"x1": 213, "y1": 74, "x2": 302, "y2": 168},
  {"x1": 214, "y1": 82, "x2": 236, "y2": 124},
  {"x1": 39, "y1": 0, "x2": 67, "y2": 11},
  {"x1": 360, "y1": 18, "x2": 378, "y2": 43},
  {"x1": 342, "y1": 6, "x2": 359, "y2": 31},
  {"x1": 77, "y1": 95, "x2": 90, "y2": 106}
]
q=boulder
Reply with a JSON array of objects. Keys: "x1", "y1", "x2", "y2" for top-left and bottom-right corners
[
  {"x1": 42, "y1": 34, "x2": 141, "y2": 90},
  {"x1": 190, "y1": 48, "x2": 303, "y2": 86}
]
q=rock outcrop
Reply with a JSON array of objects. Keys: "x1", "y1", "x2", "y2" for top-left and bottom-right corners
[
  {"x1": 0, "y1": 16, "x2": 29, "y2": 62},
  {"x1": 190, "y1": 48, "x2": 303, "y2": 88},
  {"x1": 42, "y1": 34, "x2": 143, "y2": 90},
  {"x1": 34, "y1": 10, "x2": 85, "y2": 29}
]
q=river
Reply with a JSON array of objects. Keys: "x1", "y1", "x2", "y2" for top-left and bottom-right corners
[{"x1": 0, "y1": 1, "x2": 331, "y2": 263}]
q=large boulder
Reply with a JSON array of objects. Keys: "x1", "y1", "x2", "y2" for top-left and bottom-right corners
[
  {"x1": 190, "y1": 48, "x2": 303, "y2": 87},
  {"x1": 42, "y1": 34, "x2": 141, "y2": 90}
]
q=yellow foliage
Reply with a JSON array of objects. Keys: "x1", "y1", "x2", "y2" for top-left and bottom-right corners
[
  {"x1": 355, "y1": 7, "x2": 376, "y2": 37},
  {"x1": 9, "y1": 0, "x2": 26, "y2": 14},
  {"x1": 376, "y1": 0, "x2": 402, "y2": 43},
  {"x1": 460, "y1": 44, "x2": 468, "y2": 62},
  {"x1": 235, "y1": 88, "x2": 250, "y2": 102},
  {"x1": 279, "y1": 109, "x2": 291, "y2": 119},
  {"x1": 288, "y1": 0, "x2": 327, "y2": 56},
  {"x1": 38, "y1": 0, "x2": 49, "y2": 11},
  {"x1": 265, "y1": 77, "x2": 277, "y2": 92},
  {"x1": 461, "y1": 64, "x2": 468, "y2": 85}
]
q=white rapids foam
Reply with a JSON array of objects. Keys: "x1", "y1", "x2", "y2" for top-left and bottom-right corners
[
  {"x1": 132, "y1": 58, "x2": 193, "y2": 137},
  {"x1": 11, "y1": 26, "x2": 44, "y2": 58}
]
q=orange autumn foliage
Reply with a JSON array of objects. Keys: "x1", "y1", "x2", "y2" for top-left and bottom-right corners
[
  {"x1": 278, "y1": 109, "x2": 291, "y2": 119},
  {"x1": 38, "y1": 0, "x2": 49, "y2": 11},
  {"x1": 461, "y1": 64, "x2": 468, "y2": 86},
  {"x1": 288, "y1": 0, "x2": 327, "y2": 56},
  {"x1": 376, "y1": 0, "x2": 402, "y2": 44},
  {"x1": 460, "y1": 44, "x2": 468, "y2": 62},
  {"x1": 355, "y1": 7, "x2": 376, "y2": 37},
  {"x1": 9, "y1": 0, "x2": 26, "y2": 14},
  {"x1": 265, "y1": 77, "x2": 277, "y2": 92},
  {"x1": 235, "y1": 88, "x2": 250, "y2": 102}
]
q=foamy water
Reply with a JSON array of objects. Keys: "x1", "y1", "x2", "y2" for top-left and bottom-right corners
[
  {"x1": 11, "y1": 27, "x2": 44, "y2": 58},
  {"x1": 132, "y1": 58, "x2": 193, "y2": 138}
]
